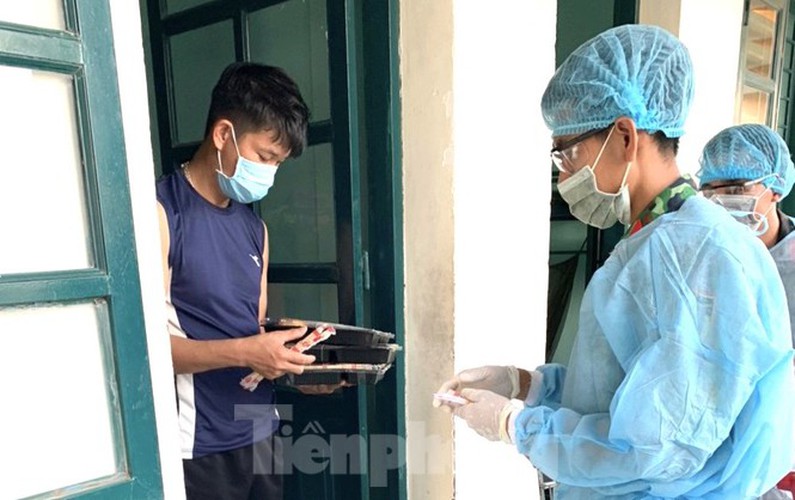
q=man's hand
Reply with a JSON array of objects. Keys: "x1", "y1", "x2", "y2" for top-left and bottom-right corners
[
  {"x1": 453, "y1": 388, "x2": 516, "y2": 442},
  {"x1": 242, "y1": 327, "x2": 316, "y2": 380},
  {"x1": 295, "y1": 382, "x2": 351, "y2": 395}
]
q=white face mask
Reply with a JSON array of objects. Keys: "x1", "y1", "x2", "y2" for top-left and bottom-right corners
[
  {"x1": 709, "y1": 189, "x2": 773, "y2": 236},
  {"x1": 216, "y1": 124, "x2": 278, "y2": 204},
  {"x1": 557, "y1": 126, "x2": 633, "y2": 229}
]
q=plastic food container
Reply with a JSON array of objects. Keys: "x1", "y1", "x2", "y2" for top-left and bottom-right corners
[
  {"x1": 263, "y1": 317, "x2": 395, "y2": 346},
  {"x1": 275, "y1": 363, "x2": 393, "y2": 386},
  {"x1": 305, "y1": 344, "x2": 401, "y2": 364},
  {"x1": 264, "y1": 318, "x2": 400, "y2": 387}
]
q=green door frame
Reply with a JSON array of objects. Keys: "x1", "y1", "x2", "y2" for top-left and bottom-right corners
[
  {"x1": 361, "y1": 0, "x2": 406, "y2": 498},
  {"x1": 144, "y1": 0, "x2": 405, "y2": 498},
  {"x1": 0, "y1": 1, "x2": 163, "y2": 497}
]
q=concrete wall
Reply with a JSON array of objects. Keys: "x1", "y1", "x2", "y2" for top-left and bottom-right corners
[
  {"x1": 400, "y1": 1, "x2": 555, "y2": 498},
  {"x1": 638, "y1": 0, "x2": 682, "y2": 36},
  {"x1": 399, "y1": 0, "x2": 456, "y2": 498}
]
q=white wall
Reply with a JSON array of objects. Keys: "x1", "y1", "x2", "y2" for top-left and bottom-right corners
[
  {"x1": 639, "y1": 0, "x2": 745, "y2": 176},
  {"x1": 108, "y1": 1, "x2": 185, "y2": 498},
  {"x1": 678, "y1": 0, "x2": 745, "y2": 176},
  {"x1": 451, "y1": 1, "x2": 555, "y2": 498},
  {"x1": 399, "y1": 0, "x2": 456, "y2": 498}
]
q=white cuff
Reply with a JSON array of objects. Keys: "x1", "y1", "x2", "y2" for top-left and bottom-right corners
[
  {"x1": 523, "y1": 370, "x2": 544, "y2": 406},
  {"x1": 507, "y1": 365, "x2": 520, "y2": 399},
  {"x1": 507, "y1": 407, "x2": 520, "y2": 444},
  {"x1": 500, "y1": 400, "x2": 524, "y2": 444}
]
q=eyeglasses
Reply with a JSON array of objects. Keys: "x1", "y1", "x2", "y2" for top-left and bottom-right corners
[
  {"x1": 550, "y1": 124, "x2": 613, "y2": 175},
  {"x1": 699, "y1": 174, "x2": 777, "y2": 199}
]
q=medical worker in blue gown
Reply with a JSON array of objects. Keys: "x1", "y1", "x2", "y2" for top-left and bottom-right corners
[
  {"x1": 435, "y1": 25, "x2": 795, "y2": 499},
  {"x1": 698, "y1": 123, "x2": 795, "y2": 499},
  {"x1": 698, "y1": 124, "x2": 795, "y2": 346}
]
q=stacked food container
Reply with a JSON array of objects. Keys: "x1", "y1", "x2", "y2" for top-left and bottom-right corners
[{"x1": 264, "y1": 317, "x2": 400, "y2": 387}]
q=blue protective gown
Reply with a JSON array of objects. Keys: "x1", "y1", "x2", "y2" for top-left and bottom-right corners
[
  {"x1": 770, "y1": 218, "x2": 795, "y2": 348},
  {"x1": 516, "y1": 196, "x2": 795, "y2": 499},
  {"x1": 762, "y1": 217, "x2": 795, "y2": 500}
]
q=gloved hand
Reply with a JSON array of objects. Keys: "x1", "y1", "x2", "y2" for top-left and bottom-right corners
[
  {"x1": 434, "y1": 365, "x2": 519, "y2": 413},
  {"x1": 453, "y1": 388, "x2": 520, "y2": 443}
]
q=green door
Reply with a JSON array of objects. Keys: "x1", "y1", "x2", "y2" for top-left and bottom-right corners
[
  {"x1": 0, "y1": 1, "x2": 162, "y2": 498},
  {"x1": 145, "y1": 1, "x2": 405, "y2": 498}
]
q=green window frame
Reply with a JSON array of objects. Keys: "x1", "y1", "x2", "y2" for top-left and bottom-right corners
[
  {"x1": 0, "y1": 1, "x2": 162, "y2": 498},
  {"x1": 737, "y1": 0, "x2": 789, "y2": 125},
  {"x1": 776, "y1": 0, "x2": 795, "y2": 215},
  {"x1": 778, "y1": 0, "x2": 795, "y2": 141}
]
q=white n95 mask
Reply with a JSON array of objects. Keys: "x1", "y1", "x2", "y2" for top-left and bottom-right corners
[{"x1": 557, "y1": 126, "x2": 632, "y2": 229}]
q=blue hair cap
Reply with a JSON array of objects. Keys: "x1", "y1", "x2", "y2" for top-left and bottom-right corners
[
  {"x1": 541, "y1": 24, "x2": 694, "y2": 138},
  {"x1": 698, "y1": 123, "x2": 795, "y2": 197}
]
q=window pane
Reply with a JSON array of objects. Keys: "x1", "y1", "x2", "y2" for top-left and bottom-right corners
[
  {"x1": 740, "y1": 85, "x2": 771, "y2": 123},
  {"x1": 0, "y1": 66, "x2": 92, "y2": 275},
  {"x1": 259, "y1": 143, "x2": 336, "y2": 263},
  {"x1": 0, "y1": 301, "x2": 123, "y2": 499},
  {"x1": 549, "y1": 220, "x2": 587, "y2": 254},
  {"x1": 249, "y1": 0, "x2": 331, "y2": 121},
  {"x1": 165, "y1": 0, "x2": 214, "y2": 15},
  {"x1": 778, "y1": 98, "x2": 789, "y2": 131},
  {"x1": 746, "y1": 0, "x2": 779, "y2": 78},
  {"x1": 267, "y1": 283, "x2": 339, "y2": 322},
  {"x1": 169, "y1": 21, "x2": 235, "y2": 144},
  {"x1": 0, "y1": 0, "x2": 64, "y2": 31}
]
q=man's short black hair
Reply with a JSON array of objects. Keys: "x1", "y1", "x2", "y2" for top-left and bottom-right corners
[
  {"x1": 204, "y1": 62, "x2": 310, "y2": 157},
  {"x1": 593, "y1": 128, "x2": 680, "y2": 157},
  {"x1": 651, "y1": 131, "x2": 679, "y2": 157}
]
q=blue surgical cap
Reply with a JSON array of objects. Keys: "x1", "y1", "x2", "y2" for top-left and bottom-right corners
[
  {"x1": 541, "y1": 24, "x2": 694, "y2": 138},
  {"x1": 698, "y1": 124, "x2": 795, "y2": 197}
]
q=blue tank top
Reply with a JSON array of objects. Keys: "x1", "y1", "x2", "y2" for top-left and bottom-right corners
[{"x1": 157, "y1": 169, "x2": 277, "y2": 458}]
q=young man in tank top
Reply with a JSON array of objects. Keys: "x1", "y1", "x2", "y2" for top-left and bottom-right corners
[{"x1": 156, "y1": 62, "x2": 314, "y2": 500}]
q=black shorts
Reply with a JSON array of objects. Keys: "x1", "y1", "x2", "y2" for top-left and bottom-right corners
[{"x1": 183, "y1": 437, "x2": 283, "y2": 500}]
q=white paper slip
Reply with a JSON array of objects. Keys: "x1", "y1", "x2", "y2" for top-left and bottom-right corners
[{"x1": 433, "y1": 392, "x2": 469, "y2": 406}]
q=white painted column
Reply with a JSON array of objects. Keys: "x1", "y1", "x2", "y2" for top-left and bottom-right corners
[
  {"x1": 399, "y1": 1, "x2": 456, "y2": 498},
  {"x1": 452, "y1": 1, "x2": 556, "y2": 498},
  {"x1": 108, "y1": 1, "x2": 185, "y2": 498}
]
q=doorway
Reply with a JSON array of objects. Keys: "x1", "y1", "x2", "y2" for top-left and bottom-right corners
[{"x1": 142, "y1": 0, "x2": 405, "y2": 498}]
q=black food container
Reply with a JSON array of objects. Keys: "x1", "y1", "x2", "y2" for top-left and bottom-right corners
[
  {"x1": 263, "y1": 317, "x2": 394, "y2": 346},
  {"x1": 305, "y1": 344, "x2": 401, "y2": 364},
  {"x1": 264, "y1": 317, "x2": 401, "y2": 387},
  {"x1": 275, "y1": 363, "x2": 393, "y2": 387}
]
